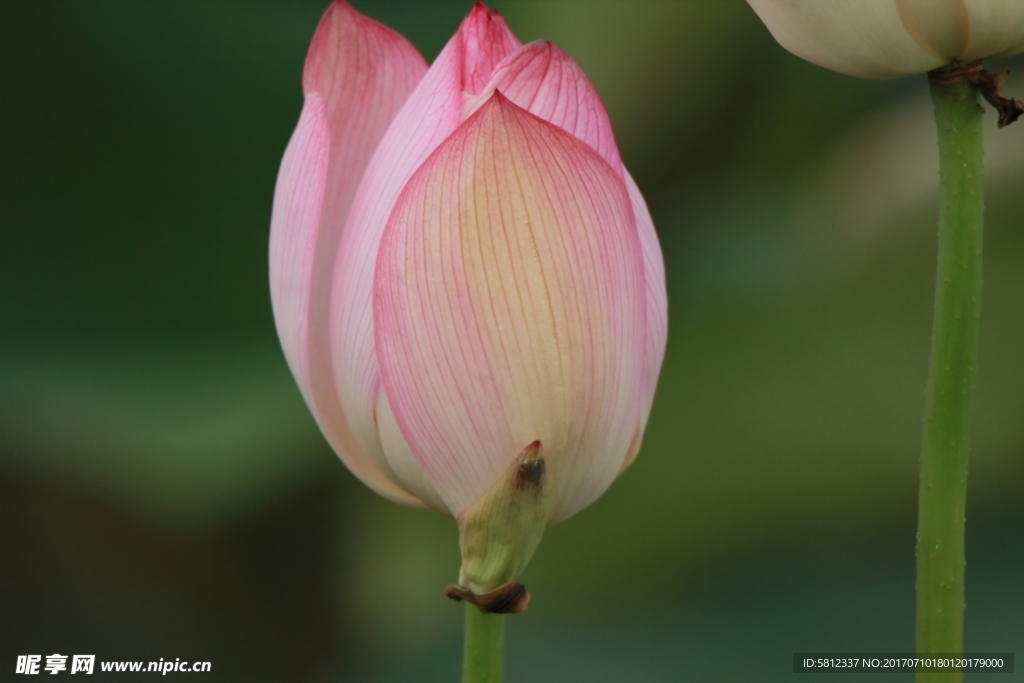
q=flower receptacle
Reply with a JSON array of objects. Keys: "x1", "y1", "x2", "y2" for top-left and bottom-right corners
[{"x1": 446, "y1": 441, "x2": 548, "y2": 614}]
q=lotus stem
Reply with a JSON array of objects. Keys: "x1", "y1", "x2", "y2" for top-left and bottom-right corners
[
  {"x1": 462, "y1": 604, "x2": 505, "y2": 683},
  {"x1": 915, "y1": 74, "x2": 984, "y2": 683}
]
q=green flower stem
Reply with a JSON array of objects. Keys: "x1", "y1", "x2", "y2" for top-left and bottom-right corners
[
  {"x1": 462, "y1": 604, "x2": 505, "y2": 683},
  {"x1": 915, "y1": 78, "x2": 984, "y2": 682}
]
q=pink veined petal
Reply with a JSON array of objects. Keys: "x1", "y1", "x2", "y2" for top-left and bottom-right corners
[
  {"x1": 270, "y1": 1, "x2": 428, "y2": 505},
  {"x1": 303, "y1": 1, "x2": 428, "y2": 239},
  {"x1": 462, "y1": 40, "x2": 623, "y2": 174},
  {"x1": 269, "y1": 94, "x2": 420, "y2": 505},
  {"x1": 467, "y1": 39, "x2": 663, "y2": 476},
  {"x1": 375, "y1": 390, "x2": 449, "y2": 513},
  {"x1": 619, "y1": 169, "x2": 667, "y2": 473},
  {"x1": 328, "y1": 3, "x2": 521, "y2": 494},
  {"x1": 458, "y1": 2, "x2": 524, "y2": 95},
  {"x1": 463, "y1": 40, "x2": 662, "y2": 476},
  {"x1": 627, "y1": 170, "x2": 667, "y2": 429},
  {"x1": 373, "y1": 94, "x2": 646, "y2": 523}
]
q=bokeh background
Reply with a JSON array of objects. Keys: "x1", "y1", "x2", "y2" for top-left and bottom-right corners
[{"x1": 1, "y1": 2, "x2": 1021, "y2": 681}]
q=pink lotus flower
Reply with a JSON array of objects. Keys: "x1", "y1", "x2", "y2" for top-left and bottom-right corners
[{"x1": 269, "y1": 1, "x2": 666, "y2": 530}]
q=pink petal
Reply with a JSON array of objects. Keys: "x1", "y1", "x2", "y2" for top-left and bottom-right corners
[
  {"x1": 270, "y1": 1, "x2": 428, "y2": 505},
  {"x1": 469, "y1": 40, "x2": 665, "y2": 474},
  {"x1": 269, "y1": 94, "x2": 420, "y2": 505},
  {"x1": 328, "y1": 4, "x2": 520, "y2": 487},
  {"x1": 304, "y1": 1, "x2": 428, "y2": 235},
  {"x1": 462, "y1": 40, "x2": 665, "y2": 476},
  {"x1": 619, "y1": 170, "x2": 667, "y2": 472},
  {"x1": 463, "y1": 40, "x2": 623, "y2": 174},
  {"x1": 375, "y1": 389, "x2": 450, "y2": 513},
  {"x1": 373, "y1": 94, "x2": 647, "y2": 522},
  {"x1": 454, "y1": 2, "x2": 524, "y2": 96}
]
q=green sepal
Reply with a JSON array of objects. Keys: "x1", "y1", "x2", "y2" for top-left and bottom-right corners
[{"x1": 450, "y1": 440, "x2": 548, "y2": 612}]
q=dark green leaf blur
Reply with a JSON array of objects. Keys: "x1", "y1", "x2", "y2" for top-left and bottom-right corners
[{"x1": 1, "y1": 2, "x2": 1021, "y2": 681}]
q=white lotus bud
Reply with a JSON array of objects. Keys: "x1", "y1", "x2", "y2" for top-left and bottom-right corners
[{"x1": 747, "y1": 0, "x2": 1024, "y2": 78}]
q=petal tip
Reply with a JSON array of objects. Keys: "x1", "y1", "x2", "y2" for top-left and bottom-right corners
[
  {"x1": 455, "y1": 0, "x2": 520, "y2": 94},
  {"x1": 303, "y1": 0, "x2": 426, "y2": 96},
  {"x1": 469, "y1": 2, "x2": 502, "y2": 20}
]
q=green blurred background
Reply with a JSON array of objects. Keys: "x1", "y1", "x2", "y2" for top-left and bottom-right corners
[{"x1": 1, "y1": 1, "x2": 1021, "y2": 681}]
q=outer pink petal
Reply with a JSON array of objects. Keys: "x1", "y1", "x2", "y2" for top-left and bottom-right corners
[
  {"x1": 373, "y1": 94, "x2": 646, "y2": 523},
  {"x1": 462, "y1": 41, "x2": 623, "y2": 174},
  {"x1": 619, "y1": 169, "x2": 667, "y2": 472},
  {"x1": 328, "y1": 4, "x2": 520, "y2": 500},
  {"x1": 269, "y1": 95, "x2": 418, "y2": 505},
  {"x1": 270, "y1": 1, "x2": 427, "y2": 505},
  {"x1": 464, "y1": 41, "x2": 664, "y2": 475},
  {"x1": 375, "y1": 390, "x2": 449, "y2": 513},
  {"x1": 303, "y1": 1, "x2": 428, "y2": 234}
]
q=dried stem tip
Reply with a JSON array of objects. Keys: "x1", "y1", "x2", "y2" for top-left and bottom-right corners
[
  {"x1": 929, "y1": 60, "x2": 1024, "y2": 128},
  {"x1": 444, "y1": 581, "x2": 531, "y2": 614}
]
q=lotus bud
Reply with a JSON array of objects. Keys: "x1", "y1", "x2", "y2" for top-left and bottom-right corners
[
  {"x1": 747, "y1": 0, "x2": 1024, "y2": 79},
  {"x1": 269, "y1": 1, "x2": 667, "y2": 610}
]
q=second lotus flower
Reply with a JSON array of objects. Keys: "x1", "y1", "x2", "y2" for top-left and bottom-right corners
[
  {"x1": 747, "y1": 0, "x2": 1024, "y2": 79},
  {"x1": 269, "y1": 1, "x2": 666, "y2": 605}
]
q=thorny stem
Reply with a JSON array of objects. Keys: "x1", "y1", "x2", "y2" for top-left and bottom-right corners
[{"x1": 914, "y1": 73, "x2": 984, "y2": 683}]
